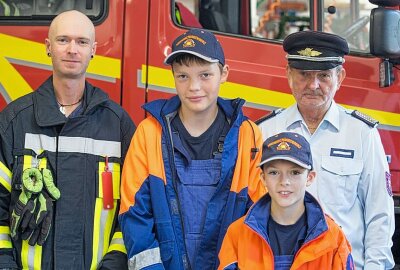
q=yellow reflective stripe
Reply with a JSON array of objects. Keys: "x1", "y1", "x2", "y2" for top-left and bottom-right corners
[
  {"x1": 21, "y1": 240, "x2": 42, "y2": 270},
  {"x1": 90, "y1": 200, "x2": 118, "y2": 270},
  {"x1": 33, "y1": 244, "x2": 42, "y2": 270},
  {"x1": 0, "y1": 239, "x2": 12, "y2": 248},
  {"x1": 108, "y1": 232, "x2": 126, "y2": 254},
  {"x1": 112, "y1": 163, "x2": 120, "y2": 199},
  {"x1": 0, "y1": 225, "x2": 12, "y2": 249},
  {"x1": 90, "y1": 198, "x2": 103, "y2": 270},
  {"x1": 0, "y1": 226, "x2": 10, "y2": 234},
  {"x1": 21, "y1": 240, "x2": 29, "y2": 269},
  {"x1": 0, "y1": 162, "x2": 12, "y2": 192},
  {"x1": 23, "y1": 155, "x2": 32, "y2": 171},
  {"x1": 101, "y1": 205, "x2": 116, "y2": 255}
]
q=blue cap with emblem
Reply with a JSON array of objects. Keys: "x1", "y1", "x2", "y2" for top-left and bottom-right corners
[
  {"x1": 283, "y1": 31, "x2": 349, "y2": 70},
  {"x1": 259, "y1": 132, "x2": 313, "y2": 170},
  {"x1": 164, "y1": 28, "x2": 225, "y2": 66}
]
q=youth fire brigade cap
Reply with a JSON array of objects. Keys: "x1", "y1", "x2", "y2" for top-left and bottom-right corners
[
  {"x1": 259, "y1": 132, "x2": 313, "y2": 170},
  {"x1": 164, "y1": 28, "x2": 225, "y2": 66},
  {"x1": 283, "y1": 31, "x2": 349, "y2": 70}
]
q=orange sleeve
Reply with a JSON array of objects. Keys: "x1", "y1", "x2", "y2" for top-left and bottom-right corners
[
  {"x1": 119, "y1": 117, "x2": 165, "y2": 214},
  {"x1": 230, "y1": 120, "x2": 266, "y2": 202},
  {"x1": 218, "y1": 218, "x2": 243, "y2": 270}
]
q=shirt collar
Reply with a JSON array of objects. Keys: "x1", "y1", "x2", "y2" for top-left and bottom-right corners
[{"x1": 285, "y1": 101, "x2": 340, "y2": 131}]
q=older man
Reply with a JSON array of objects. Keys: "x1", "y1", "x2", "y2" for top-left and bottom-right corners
[
  {"x1": 258, "y1": 31, "x2": 395, "y2": 270},
  {"x1": 0, "y1": 10, "x2": 135, "y2": 269}
]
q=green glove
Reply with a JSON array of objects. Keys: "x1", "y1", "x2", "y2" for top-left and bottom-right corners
[
  {"x1": 23, "y1": 168, "x2": 60, "y2": 246},
  {"x1": 10, "y1": 168, "x2": 43, "y2": 239},
  {"x1": 24, "y1": 191, "x2": 53, "y2": 246},
  {"x1": 41, "y1": 168, "x2": 60, "y2": 200}
]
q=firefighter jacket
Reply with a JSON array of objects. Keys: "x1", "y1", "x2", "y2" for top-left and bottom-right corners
[
  {"x1": 119, "y1": 96, "x2": 266, "y2": 270},
  {"x1": 0, "y1": 77, "x2": 136, "y2": 270},
  {"x1": 218, "y1": 192, "x2": 355, "y2": 270}
]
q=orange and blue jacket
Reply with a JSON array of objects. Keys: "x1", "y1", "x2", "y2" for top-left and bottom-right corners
[
  {"x1": 218, "y1": 192, "x2": 355, "y2": 270},
  {"x1": 119, "y1": 96, "x2": 266, "y2": 270}
]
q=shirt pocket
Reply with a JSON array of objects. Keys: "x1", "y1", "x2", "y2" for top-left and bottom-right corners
[{"x1": 320, "y1": 156, "x2": 363, "y2": 206}]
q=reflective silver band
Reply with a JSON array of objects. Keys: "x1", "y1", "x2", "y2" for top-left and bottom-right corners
[
  {"x1": 286, "y1": 54, "x2": 345, "y2": 63},
  {"x1": 0, "y1": 162, "x2": 11, "y2": 192},
  {"x1": 129, "y1": 247, "x2": 162, "y2": 270},
  {"x1": 25, "y1": 133, "x2": 121, "y2": 157}
]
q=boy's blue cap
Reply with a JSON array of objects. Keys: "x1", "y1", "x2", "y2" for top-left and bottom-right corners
[
  {"x1": 283, "y1": 31, "x2": 349, "y2": 70},
  {"x1": 259, "y1": 132, "x2": 313, "y2": 170},
  {"x1": 164, "y1": 29, "x2": 225, "y2": 66}
]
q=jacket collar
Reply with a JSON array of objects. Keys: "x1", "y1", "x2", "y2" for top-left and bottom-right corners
[
  {"x1": 142, "y1": 95, "x2": 246, "y2": 126},
  {"x1": 244, "y1": 192, "x2": 329, "y2": 245},
  {"x1": 33, "y1": 76, "x2": 108, "y2": 127}
]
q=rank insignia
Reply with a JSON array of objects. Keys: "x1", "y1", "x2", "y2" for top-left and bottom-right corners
[{"x1": 297, "y1": 48, "x2": 322, "y2": 57}]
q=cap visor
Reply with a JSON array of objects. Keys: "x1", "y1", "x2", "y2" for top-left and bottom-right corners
[
  {"x1": 258, "y1": 156, "x2": 311, "y2": 169},
  {"x1": 164, "y1": 50, "x2": 220, "y2": 65}
]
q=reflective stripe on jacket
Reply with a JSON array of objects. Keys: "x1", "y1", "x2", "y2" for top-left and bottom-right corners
[
  {"x1": 0, "y1": 77, "x2": 135, "y2": 270},
  {"x1": 119, "y1": 96, "x2": 266, "y2": 270},
  {"x1": 218, "y1": 192, "x2": 354, "y2": 270}
]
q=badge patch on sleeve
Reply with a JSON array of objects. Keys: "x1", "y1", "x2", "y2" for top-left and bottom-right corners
[{"x1": 386, "y1": 171, "x2": 393, "y2": 196}]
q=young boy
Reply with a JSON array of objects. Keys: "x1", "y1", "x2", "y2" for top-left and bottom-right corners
[
  {"x1": 119, "y1": 29, "x2": 266, "y2": 270},
  {"x1": 218, "y1": 132, "x2": 354, "y2": 270}
]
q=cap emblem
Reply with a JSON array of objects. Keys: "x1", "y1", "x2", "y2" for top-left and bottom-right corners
[
  {"x1": 297, "y1": 48, "x2": 322, "y2": 57},
  {"x1": 183, "y1": 39, "x2": 196, "y2": 48},
  {"x1": 277, "y1": 142, "x2": 291, "y2": 151},
  {"x1": 176, "y1": 34, "x2": 206, "y2": 47}
]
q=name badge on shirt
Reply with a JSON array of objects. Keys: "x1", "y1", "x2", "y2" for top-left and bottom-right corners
[{"x1": 330, "y1": 148, "x2": 354, "y2": 158}]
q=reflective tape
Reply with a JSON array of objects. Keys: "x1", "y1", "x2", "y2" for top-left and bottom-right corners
[
  {"x1": 129, "y1": 247, "x2": 162, "y2": 270},
  {"x1": 21, "y1": 240, "x2": 42, "y2": 270},
  {"x1": 90, "y1": 198, "x2": 117, "y2": 270},
  {"x1": 108, "y1": 231, "x2": 126, "y2": 254},
  {"x1": 25, "y1": 133, "x2": 121, "y2": 157},
  {"x1": 0, "y1": 226, "x2": 12, "y2": 248},
  {"x1": 0, "y1": 161, "x2": 11, "y2": 192}
]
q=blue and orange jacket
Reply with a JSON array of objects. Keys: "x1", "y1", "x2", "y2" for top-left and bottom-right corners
[
  {"x1": 119, "y1": 96, "x2": 266, "y2": 270},
  {"x1": 218, "y1": 192, "x2": 354, "y2": 270}
]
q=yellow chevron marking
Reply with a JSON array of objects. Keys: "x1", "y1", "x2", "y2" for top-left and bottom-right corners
[
  {"x1": 143, "y1": 65, "x2": 400, "y2": 128},
  {"x1": 0, "y1": 33, "x2": 120, "y2": 101}
]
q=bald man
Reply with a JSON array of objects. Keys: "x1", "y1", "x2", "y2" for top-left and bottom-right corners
[{"x1": 0, "y1": 10, "x2": 135, "y2": 269}]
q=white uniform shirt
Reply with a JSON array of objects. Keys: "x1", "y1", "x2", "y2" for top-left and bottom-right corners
[{"x1": 258, "y1": 101, "x2": 395, "y2": 270}]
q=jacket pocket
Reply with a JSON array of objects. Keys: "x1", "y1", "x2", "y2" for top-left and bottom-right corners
[
  {"x1": 320, "y1": 156, "x2": 363, "y2": 206},
  {"x1": 154, "y1": 221, "x2": 175, "y2": 264}
]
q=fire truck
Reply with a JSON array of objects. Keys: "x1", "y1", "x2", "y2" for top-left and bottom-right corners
[{"x1": 0, "y1": 0, "x2": 399, "y2": 265}]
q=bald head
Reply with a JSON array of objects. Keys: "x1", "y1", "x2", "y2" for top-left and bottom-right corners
[{"x1": 48, "y1": 10, "x2": 95, "y2": 42}]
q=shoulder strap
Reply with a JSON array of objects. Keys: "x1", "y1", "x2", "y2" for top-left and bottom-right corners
[
  {"x1": 350, "y1": 110, "x2": 379, "y2": 128},
  {"x1": 255, "y1": 108, "x2": 284, "y2": 125}
]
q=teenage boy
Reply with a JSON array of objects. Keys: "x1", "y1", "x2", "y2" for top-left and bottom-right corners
[
  {"x1": 218, "y1": 132, "x2": 354, "y2": 270},
  {"x1": 119, "y1": 29, "x2": 266, "y2": 270}
]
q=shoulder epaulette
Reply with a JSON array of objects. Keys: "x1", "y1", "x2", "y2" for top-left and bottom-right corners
[
  {"x1": 350, "y1": 110, "x2": 379, "y2": 128},
  {"x1": 255, "y1": 108, "x2": 284, "y2": 125}
]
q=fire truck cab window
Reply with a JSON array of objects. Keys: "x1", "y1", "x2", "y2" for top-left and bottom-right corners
[
  {"x1": 174, "y1": 0, "x2": 374, "y2": 53},
  {"x1": 0, "y1": 0, "x2": 103, "y2": 18}
]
